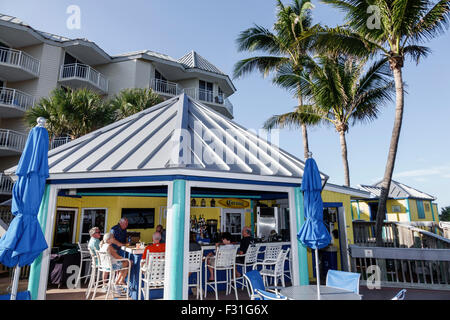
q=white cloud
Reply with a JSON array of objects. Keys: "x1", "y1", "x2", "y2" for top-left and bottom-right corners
[{"x1": 394, "y1": 165, "x2": 450, "y2": 179}]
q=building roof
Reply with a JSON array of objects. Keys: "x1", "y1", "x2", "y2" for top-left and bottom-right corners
[
  {"x1": 358, "y1": 180, "x2": 436, "y2": 201},
  {"x1": 6, "y1": 94, "x2": 328, "y2": 184},
  {"x1": 178, "y1": 51, "x2": 226, "y2": 75}
]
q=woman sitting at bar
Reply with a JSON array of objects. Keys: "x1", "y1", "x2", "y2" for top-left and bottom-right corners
[
  {"x1": 99, "y1": 232, "x2": 131, "y2": 287},
  {"x1": 206, "y1": 232, "x2": 241, "y2": 281}
]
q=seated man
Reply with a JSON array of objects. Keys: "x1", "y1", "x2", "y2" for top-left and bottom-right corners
[
  {"x1": 141, "y1": 231, "x2": 166, "y2": 264},
  {"x1": 99, "y1": 233, "x2": 131, "y2": 290},
  {"x1": 206, "y1": 232, "x2": 240, "y2": 281},
  {"x1": 236, "y1": 226, "x2": 255, "y2": 264},
  {"x1": 88, "y1": 227, "x2": 101, "y2": 253}
]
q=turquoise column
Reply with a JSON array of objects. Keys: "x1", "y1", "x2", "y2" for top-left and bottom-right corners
[
  {"x1": 167, "y1": 179, "x2": 186, "y2": 299},
  {"x1": 430, "y1": 201, "x2": 436, "y2": 222},
  {"x1": 294, "y1": 187, "x2": 309, "y2": 285},
  {"x1": 405, "y1": 199, "x2": 412, "y2": 222},
  {"x1": 356, "y1": 200, "x2": 361, "y2": 220},
  {"x1": 28, "y1": 184, "x2": 50, "y2": 300},
  {"x1": 350, "y1": 201, "x2": 354, "y2": 220}
]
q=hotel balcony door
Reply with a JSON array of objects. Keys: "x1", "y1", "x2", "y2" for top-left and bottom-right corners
[{"x1": 53, "y1": 208, "x2": 78, "y2": 247}]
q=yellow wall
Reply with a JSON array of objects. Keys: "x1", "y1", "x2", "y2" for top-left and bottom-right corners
[{"x1": 409, "y1": 199, "x2": 435, "y2": 221}]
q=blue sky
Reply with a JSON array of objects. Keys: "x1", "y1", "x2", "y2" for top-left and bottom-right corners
[{"x1": 1, "y1": 0, "x2": 449, "y2": 210}]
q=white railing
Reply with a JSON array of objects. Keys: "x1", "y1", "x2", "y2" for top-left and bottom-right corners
[
  {"x1": 150, "y1": 78, "x2": 180, "y2": 96},
  {"x1": 59, "y1": 63, "x2": 109, "y2": 92},
  {"x1": 182, "y1": 87, "x2": 234, "y2": 115},
  {"x1": 0, "y1": 129, "x2": 26, "y2": 153},
  {"x1": 50, "y1": 136, "x2": 72, "y2": 150},
  {"x1": 0, "y1": 207, "x2": 13, "y2": 225},
  {"x1": 0, "y1": 46, "x2": 40, "y2": 76},
  {"x1": 0, "y1": 174, "x2": 13, "y2": 194},
  {"x1": 0, "y1": 88, "x2": 35, "y2": 112}
]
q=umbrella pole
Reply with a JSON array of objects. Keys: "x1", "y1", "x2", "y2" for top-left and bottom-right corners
[
  {"x1": 315, "y1": 248, "x2": 320, "y2": 300},
  {"x1": 10, "y1": 266, "x2": 20, "y2": 300}
]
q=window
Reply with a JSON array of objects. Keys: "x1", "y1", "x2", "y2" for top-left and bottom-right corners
[
  {"x1": 154, "y1": 69, "x2": 167, "y2": 82},
  {"x1": 199, "y1": 80, "x2": 213, "y2": 102},
  {"x1": 416, "y1": 200, "x2": 425, "y2": 219},
  {"x1": 424, "y1": 202, "x2": 430, "y2": 211},
  {"x1": 80, "y1": 208, "x2": 107, "y2": 243},
  {"x1": 392, "y1": 205, "x2": 401, "y2": 213}
]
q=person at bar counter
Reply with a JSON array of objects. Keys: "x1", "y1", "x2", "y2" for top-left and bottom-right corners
[
  {"x1": 236, "y1": 226, "x2": 254, "y2": 264},
  {"x1": 156, "y1": 224, "x2": 166, "y2": 243},
  {"x1": 141, "y1": 231, "x2": 166, "y2": 263},
  {"x1": 189, "y1": 231, "x2": 201, "y2": 252},
  {"x1": 99, "y1": 232, "x2": 131, "y2": 288},
  {"x1": 110, "y1": 217, "x2": 128, "y2": 251},
  {"x1": 88, "y1": 227, "x2": 101, "y2": 253},
  {"x1": 206, "y1": 232, "x2": 241, "y2": 281}
]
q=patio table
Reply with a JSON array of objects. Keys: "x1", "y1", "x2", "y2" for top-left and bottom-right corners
[{"x1": 280, "y1": 285, "x2": 362, "y2": 300}]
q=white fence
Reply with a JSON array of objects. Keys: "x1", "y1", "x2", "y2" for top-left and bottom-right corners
[
  {"x1": 0, "y1": 129, "x2": 26, "y2": 152},
  {"x1": 59, "y1": 63, "x2": 108, "y2": 92},
  {"x1": 150, "y1": 79, "x2": 180, "y2": 96},
  {"x1": 0, "y1": 174, "x2": 13, "y2": 194},
  {"x1": 183, "y1": 87, "x2": 234, "y2": 115},
  {"x1": 0, "y1": 88, "x2": 34, "y2": 112},
  {"x1": 0, "y1": 46, "x2": 40, "y2": 76}
]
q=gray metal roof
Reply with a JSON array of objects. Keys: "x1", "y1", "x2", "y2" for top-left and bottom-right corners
[
  {"x1": 178, "y1": 51, "x2": 226, "y2": 75},
  {"x1": 19, "y1": 94, "x2": 327, "y2": 183},
  {"x1": 358, "y1": 180, "x2": 436, "y2": 200}
]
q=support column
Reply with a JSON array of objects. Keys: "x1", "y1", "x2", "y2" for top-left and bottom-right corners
[
  {"x1": 164, "y1": 179, "x2": 186, "y2": 300},
  {"x1": 294, "y1": 187, "x2": 309, "y2": 285}
]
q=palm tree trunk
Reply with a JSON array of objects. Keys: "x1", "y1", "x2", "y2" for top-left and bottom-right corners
[
  {"x1": 338, "y1": 130, "x2": 350, "y2": 187},
  {"x1": 297, "y1": 92, "x2": 310, "y2": 159},
  {"x1": 375, "y1": 65, "x2": 404, "y2": 246}
]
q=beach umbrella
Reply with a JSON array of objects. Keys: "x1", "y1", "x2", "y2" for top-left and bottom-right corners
[
  {"x1": 0, "y1": 118, "x2": 49, "y2": 300},
  {"x1": 297, "y1": 154, "x2": 331, "y2": 300}
]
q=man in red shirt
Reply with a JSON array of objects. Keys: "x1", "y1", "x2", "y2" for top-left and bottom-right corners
[{"x1": 142, "y1": 231, "x2": 165, "y2": 261}]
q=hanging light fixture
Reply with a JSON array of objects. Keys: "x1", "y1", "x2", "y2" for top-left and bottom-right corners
[
  {"x1": 210, "y1": 198, "x2": 216, "y2": 207},
  {"x1": 191, "y1": 198, "x2": 197, "y2": 207},
  {"x1": 201, "y1": 198, "x2": 206, "y2": 207}
]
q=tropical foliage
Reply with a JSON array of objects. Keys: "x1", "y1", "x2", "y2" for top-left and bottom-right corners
[
  {"x1": 264, "y1": 55, "x2": 395, "y2": 186},
  {"x1": 315, "y1": 0, "x2": 450, "y2": 244},
  {"x1": 234, "y1": 0, "x2": 319, "y2": 159},
  {"x1": 108, "y1": 88, "x2": 163, "y2": 120}
]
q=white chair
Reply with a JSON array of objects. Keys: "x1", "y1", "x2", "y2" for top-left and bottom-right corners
[
  {"x1": 138, "y1": 252, "x2": 165, "y2": 300},
  {"x1": 188, "y1": 250, "x2": 203, "y2": 300},
  {"x1": 392, "y1": 289, "x2": 407, "y2": 300},
  {"x1": 92, "y1": 250, "x2": 130, "y2": 300},
  {"x1": 283, "y1": 249, "x2": 292, "y2": 281},
  {"x1": 255, "y1": 288, "x2": 287, "y2": 300},
  {"x1": 85, "y1": 247, "x2": 98, "y2": 299},
  {"x1": 235, "y1": 244, "x2": 259, "y2": 290},
  {"x1": 76, "y1": 242, "x2": 92, "y2": 289},
  {"x1": 258, "y1": 244, "x2": 282, "y2": 264},
  {"x1": 204, "y1": 245, "x2": 239, "y2": 300},
  {"x1": 254, "y1": 248, "x2": 290, "y2": 287}
]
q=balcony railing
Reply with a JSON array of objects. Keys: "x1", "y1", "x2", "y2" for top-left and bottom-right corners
[
  {"x1": 182, "y1": 88, "x2": 234, "y2": 116},
  {"x1": 0, "y1": 46, "x2": 40, "y2": 76},
  {"x1": 0, "y1": 88, "x2": 35, "y2": 112},
  {"x1": 0, "y1": 174, "x2": 13, "y2": 195},
  {"x1": 150, "y1": 78, "x2": 180, "y2": 96},
  {"x1": 50, "y1": 136, "x2": 72, "y2": 150},
  {"x1": 59, "y1": 63, "x2": 109, "y2": 92},
  {"x1": 0, "y1": 129, "x2": 26, "y2": 153}
]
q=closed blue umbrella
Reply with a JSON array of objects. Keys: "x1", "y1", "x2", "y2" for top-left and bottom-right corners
[
  {"x1": 297, "y1": 155, "x2": 331, "y2": 299},
  {"x1": 0, "y1": 118, "x2": 49, "y2": 299}
]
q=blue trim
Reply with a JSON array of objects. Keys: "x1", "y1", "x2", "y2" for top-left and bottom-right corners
[
  {"x1": 323, "y1": 202, "x2": 343, "y2": 208},
  {"x1": 47, "y1": 174, "x2": 301, "y2": 188},
  {"x1": 405, "y1": 199, "x2": 412, "y2": 221}
]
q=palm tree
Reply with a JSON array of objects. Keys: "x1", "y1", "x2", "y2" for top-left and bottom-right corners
[
  {"x1": 265, "y1": 55, "x2": 395, "y2": 187},
  {"x1": 26, "y1": 87, "x2": 115, "y2": 140},
  {"x1": 233, "y1": 0, "x2": 319, "y2": 159},
  {"x1": 318, "y1": 0, "x2": 450, "y2": 245},
  {"x1": 109, "y1": 88, "x2": 163, "y2": 120}
]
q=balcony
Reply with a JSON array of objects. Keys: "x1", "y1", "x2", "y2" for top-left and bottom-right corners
[
  {"x1": 183, "y1": 88, "x2": 234, "y2": 117},
  {"x1": 59, "y1": 63, "x2": 108, "y2": 93},
  {"x1": 0, "y1": 129, "x2": 26, "y2": 156},
  {"x1": 0, "y1": 46, "x2": 40, "y2": 81},
  {"x1": 0, "y1": 88, "x2": 35, "y2": 118},
  {"x1": 0, "y1": 174, "x2": 13, "y2": 195},
  {"x1": 50, "y1": 136, "x2": 72, "y2": 150},
  {"x1": 150, "y1": 78, "x2": 180, "y2": 96}
]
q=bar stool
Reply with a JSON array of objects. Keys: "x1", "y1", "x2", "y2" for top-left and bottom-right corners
[
  {"x1": 188, "y1": 250, "x2": 203, "y2": 300},
  {"x1": 235, "y1": 244, "x2": 259, "y2": 290}
]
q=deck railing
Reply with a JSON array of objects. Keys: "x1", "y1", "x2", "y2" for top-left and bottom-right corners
[
  {"x1": 150, "y1": 78, "x2": 180, "y2": 96},
  {"x1": 0, "y1": 88, "x2": 35, "y2": 112},
  {"x1": 59, "y1": 63, "x2": 108, "y2": 92},
  {"x1": 183, "y1": 87, "x2": 234, "y2": 115},
  {"x1": 50, "y1": 136, "x2": 72, "y2": 150},
  {"x1": 0, "y1": 46, "x2": 40, "y2": 76},
  {"x1": 0, "y1": 174, "x2": 13, "y2": 195},
  {"x1": 0, "y1": 129, "x2": 26, "y2": 153},
  {"x1": 349, "y1": 245, "x2": 450, "y2": 290},
  {"x1": 0, "y1": 207, "x2": 13, "y2": 226},
  {"x1": 352, "y1": 220, "x2": 450, "y2": 249}
]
